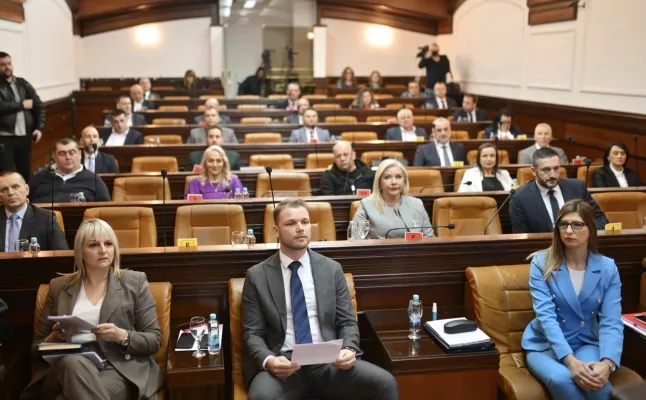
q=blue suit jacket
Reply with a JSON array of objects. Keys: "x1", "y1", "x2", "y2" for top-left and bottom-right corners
[{"x1": 521, "y1": 252, "x2": 623, "y2": 365}]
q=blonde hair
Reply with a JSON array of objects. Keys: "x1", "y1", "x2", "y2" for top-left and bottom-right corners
[
  {"x1": 70, "y1": 219, "x2": 122, "y2": 284},
  {"x1": 370, "y1": 159, "x2": 409, "y2": 214},
  {"x1": 199, "y1": 145, "x2": 232, "y2": 186}
]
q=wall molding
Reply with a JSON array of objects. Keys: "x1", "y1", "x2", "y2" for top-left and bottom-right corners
[
  {"x1": 579, "y1": 87, "x2": 646, "y2": 98},
  {"x1": 525, "y1": 27, "x2": 576, "y2": 91},
  {"x1": 527, "y1": 0, "x2": 578, "y2": 25}
]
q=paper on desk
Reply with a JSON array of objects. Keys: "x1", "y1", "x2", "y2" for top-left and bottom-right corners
[
  {"x1": 291, "y1": 339, "x2": 343, "y2": 366},
  {"x1": 48, "y1": 315, "x2": 96, "y2": 331}
]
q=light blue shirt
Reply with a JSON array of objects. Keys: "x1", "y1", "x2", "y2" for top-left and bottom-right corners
[{"x1": 4, "y1": 203, "x2": 28, "y2": 252}]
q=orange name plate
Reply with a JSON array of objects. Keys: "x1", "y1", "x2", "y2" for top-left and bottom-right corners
[
  {"x1": 356, "y1": 189, "x2": 371, "y2": 197},
  {"x1": 309, "y1": 138, "x2": 319, "y2": 144},
  {"x1": 187, "y1": 194, "x2": 203, "y2": 202},
  {"x1": 192, "y1": 165, "x2": 203, "y2": 173},
  {"x1": 405, "y1": 232, "x2": 423, "y2": 241},
  {"x1": 571, "y1": 159, "x2": 584, "y2": 165}
]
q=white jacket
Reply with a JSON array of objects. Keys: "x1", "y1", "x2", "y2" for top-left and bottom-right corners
[{"x1": 458, "y1": 167, "x2": 514, "y2": 193}]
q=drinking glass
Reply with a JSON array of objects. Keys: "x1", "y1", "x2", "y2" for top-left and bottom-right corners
[
  {"x1": 69, "y1": 193, "x2": 79, "y2": 203},
  {"x1": 190, "y1": 316, "x2": 207, "y2": 359},
  {"x1": 231, "y1": 231, "x2": 244, "y2": 247},
  {"x1": 358, "y1": 221, "x2": 370, "y2": 240},
  {"x1": 14, "y1": 239, "x2": 29, "y2": 252}
]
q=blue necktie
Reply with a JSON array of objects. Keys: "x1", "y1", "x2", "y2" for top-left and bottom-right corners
[
  {"x1": 288, "y1": 261, "x2": 312, "y2": 344},
  {"x1": 88, "y1": 155, "x2": 95, "y2": 173},
  {"x1": 7, "y1": 214, "x2": 20, "y2": 252}
]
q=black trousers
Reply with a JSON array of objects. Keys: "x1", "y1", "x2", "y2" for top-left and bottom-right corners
[{"x1": 0, "y1": 135, "x2": 33, "y2": 181}]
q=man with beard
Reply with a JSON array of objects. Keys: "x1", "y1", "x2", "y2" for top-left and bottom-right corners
[
  {"x1": 509, "y1": 147, "x2": 607, "y2": 233},
  {"x1": 242, "y1": 199, "x2": 399, "y2": 400}
]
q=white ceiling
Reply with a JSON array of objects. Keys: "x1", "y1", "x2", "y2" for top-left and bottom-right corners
[{"x1": 221, "y1": 0, "x2": 315, "y2": 27}]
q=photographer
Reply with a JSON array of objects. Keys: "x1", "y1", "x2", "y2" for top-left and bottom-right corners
[{"x1": 417, "y1": 43, "x2": 452, "y2": 96}]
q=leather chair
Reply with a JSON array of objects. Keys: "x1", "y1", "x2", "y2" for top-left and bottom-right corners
[
  {"x1": 415, "y1": 115, "x2": 437, "y2": 123},
  {"x1": 591, "y1": 192, "x2": 646, "y2": 229},
  {"x1": 112, "y1": 177, "x2": 171, "y2": 201},
  {"x1": 158, "y1": 105, "x2": 189, "y2": 111},
  {"x1": 516, "y1": 167, "x2": 567, "y2": 186},
  {"x1": 577, "y1": 165, "x2": 603, "y2": 187},
  {"x1": 83, "y1": 207, "x2": 157, "y2": 248},
  {"x1": 408, "y1": 169, "x2": 444, "y2": 194},
  {"x1": 174, "y1": 204, "x2": 247, "y2": 245},
  {"x1": 385, "y1": 84, "x2": 406, "y2": 89},
  {"x1": 360, "y1": 151, "x2": 405, "y2": 166},
  {"x1": 384, "y1": 103, "x2": 413, "y2": 110},
  {"x1": 53, "y1": 210, "x2": 64, "y2": 233},
  {"x1": 152, "y1": 118, "x2": 186, "y2": 125},
  {"x1": 249, "y1": 154, "x2": 294, "y2": 170},
  {"x1": 334, "y1": 94, "x2": 356, "y2": 99},
  {"x1": 340, "y1": 131, "x2": 378, "y2": 142},
  {"x1": 477, "y1": 130, "x2": 486, "y2": 139},
  {"x1": 313, "y1": 103, "x2": 341, "y2": 110},
  {"x1": 155, "y1": 86, "x2": 175, "y2": 91},
  {"x1": 305, "y1": 153, "x2": 335, "y2": 169},
  {"x1": 366, "y1": 116, "x2": 395, "y2": 123},
  {"x1": 237, "y1": 104, "x2": 265, "y2": 110},
  {"x1": 451, "y1": 130, "x2": 470, "y2": 140},
  {"x1": 263, "y1": 201, "x2": 335, "y2": 243},
  {"x1": 641, "y1": 257, "x2": 646, "y2": 311},
  {"x1": 467, "y1": 150, "x2": 510, "y2": 165},
  {"x1": 374, "y1": 94, "x2": 393, "y2": 99},
  {"x1": 268, "y1": 95, "x2": 287, "y2": 99},
  {"x1": 349, "y1": 201, "x2": 360, "y2": 221},
  {"x1": 236, "y1": 95, "x2": 260, "y2": 99},
  {"x1": 465, "y1": 264, "x2": 642, "y2": 400},
  {"x1": 241, "y1": 117, "x2": 271, "y2": 125},
  {"x1": 325, "y1": 116, "x2": 357, "y2": 124},
  {"x1": 433, "y1": 196, "x2": 501, "y2": 236},
  {"x1": 244, "y1": 133, "x2": 282, "y2": 144},
  {"x1": 255, "y1": 173, "x2": 311, "y2": 199},
  {"x1": 304, "y1": 94, "x2": 327, "y2": 99},
  {"x1": 144, "y1": 135, "x2": 183, "y2": 145},
  {"x1": 199, "y1": 95, "x2": 225, "y2": 100},
  {"x1": 453, "y1": 168, "x2": 469, "y2": 192},
  {"x1": 228, "y1": 274, "x2": 356, "y2": 400},
  {"x1": 34, "y1": 282, "x2": 172, "y2": 399},
  {"x1": 131, "y1": 157, "x2": 179, "y2": 173},
  {"x1": 163, "y1": 96, "x2": 189, "y2": 100},
  {"x1": 183, "y1": 175, "x2": 199, "y2": 195}
]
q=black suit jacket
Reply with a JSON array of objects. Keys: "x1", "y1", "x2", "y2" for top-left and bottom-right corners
[
  {"x1": 482, "y1": 125, "x2": 522, "y2": 139},
  {"x1": 81, "y1": 152, "x2": 119, "y2": 174},
  {"x1": 452, "y1": 109, "x2": 486, "y2": 122},
  {"x1": 186, "y1": 149, "x2": 241, "y2": 171},
  {"x1": 592, "y1": 165, "x2": 642, "y2": 188},
  {"x1": 385, "y1": 126, "x2": 428, "y2": 141},
  {"x1": 424, "y1": 97, "x2": 457, "y2": 109},
  {"x1": 413, "y1": 141, "x2": 467, "y2": 166},
  {"x1": 0, "y1": 204, "x2": 68, "y2": 252},
  {"x1": 99, "y1": 128, "x2": 144, "y2": 145},
  {"x1": 509, "y1": 178, "x2": 608, "y2": 234}
]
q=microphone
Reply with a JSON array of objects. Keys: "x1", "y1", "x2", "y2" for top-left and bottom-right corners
[
  {"x1": 341, "y1": 142, "x2": 356, "y2": 195},
  {"x1": 385, "y1": 224, "x2": 455, "y2": 239},
  {"x1": 49, "y1": 166, "x2": 57, "y2": 249},
  {"x1": 265, "y1": 166, "x2": 276, "y2": 208},
  {"x1": 420, "y1": 181, "x2": 472, "y2": 193},
  {"x1": 484, "y1": 188, "x2": 515, "y2": 234},
  {"x1": 634, "y1": 135, "x2": 640, "y2": 179},
  {"x1": 567, "y1": 136, "x2": 575, "y2": 144},
  {"x1": 91, "y1": 143, "x2": 99, "y2": 199},
  {"x1": 394, "y1": 207, "x2": 410, "y2": 232},
  {"x1": 583, "y1": 159, "x2": 592, "y2": 188},
  {"x1": 261, "y1": 190, "x2": 312, "y2": 197},
  {"x1": 161, "y1": 168, "x2": 168, "y2": 248}
]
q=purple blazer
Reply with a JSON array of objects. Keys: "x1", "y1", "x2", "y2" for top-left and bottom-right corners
[{"x1": 185, "y1": 175, "x2": 244, "y2": 200}]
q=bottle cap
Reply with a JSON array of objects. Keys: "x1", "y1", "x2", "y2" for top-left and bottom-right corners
[
  {"x1": 235, "y1": 188, "x2": 241, "y2": 192},
  {"x1": 243, "y1": 187, "x2": 248, "y2": 191},
  {"x1": 210, "y1": 313, "x2": 216, "y2": 319},
  {"x1": 413, "y1": 294, "x2": 419, "y2": 301},
  {"x1": 349, "y1": 221, "x2": 354, "y2": 225},
  {"x1": 31, "y1": 237, "x2": 37, "y2": 242},
  {"x1": 247, "y1": 229, "x2": 253, "y2": 234},
  {"x1": 432, "y1": 302, "x2": 437, "y2": 311}
]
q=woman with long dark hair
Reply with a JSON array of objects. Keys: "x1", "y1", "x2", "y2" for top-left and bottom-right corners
[{"x1": 592, "y1": 141, "x2": 642, "y2": 187}]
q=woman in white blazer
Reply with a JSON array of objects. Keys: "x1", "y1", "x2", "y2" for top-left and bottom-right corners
[{"x1": 459, "y1": 143, "x2": 513, "y2": 192}]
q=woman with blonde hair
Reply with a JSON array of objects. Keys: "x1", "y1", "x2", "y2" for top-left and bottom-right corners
[
  {"x1": 185, "y1": 145, "x2": 243, "y2": 199},
  {"x1": 522, "y1": 199, "x2": 623, "y2": 399},
  {"x1": 352, "y1": 159, "x2": 433, "y2": 239},
  {"x1": 22, "y1": 219, "x2": 163, "y2": 400}
]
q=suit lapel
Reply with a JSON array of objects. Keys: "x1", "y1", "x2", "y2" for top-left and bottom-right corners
[
  {"x1": 309, "y1": 250, "x2": 330, "y2": 325},
  {"x1": 552, "y1": 263, "x2": 584, "y2": 319},
  {"x1": 0, "y1": 210, "x2": 6, "y2": 252},
  {"x1": 59, "y1": 279, "x2": 82, "y2": 316},
  {"x1": 428, "y1": 143, "x2": 440, "y2": 165},
  {"x1": 578, "y1": 254, "x2": 602, "y2": 303},
  {"x1": 99, "y1": 272, "x2": 123, "y2": 323},
  {"x1": 606, "y1": 168, "x2": 620, "y2": 187},
  {"x1": 529, "y1": 183, "x2": 553, "y2": 232},
  {"x1": 264, "y1": 253, "x2": 287, "y2": 332},
  {"x1": 19, "y1": 205, "x2": 35, "y2": 240}
]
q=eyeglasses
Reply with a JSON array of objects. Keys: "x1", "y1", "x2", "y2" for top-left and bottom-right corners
[{"x1": 556, "y1": 221, "x2": 586, "y2": 231}]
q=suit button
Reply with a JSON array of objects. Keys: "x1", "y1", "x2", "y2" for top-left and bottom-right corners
[
  {"x1": 125, "y1": 354, "x2": 131, "y2": 360},
  {"x1": 580, "y1": 321, "x2": 585, "y2": 326},
  {"x1": 591, "y1": 311, "x2": 595, "y2": 316},
  {"x1": 597, "y1": 298, "x2": 601, "y2": 304},
  {"x1": 552, "y1": 294, "x2": 556, "y2": 298},
  {"x1": 556, "y1": 307, "x2": 560, "y2": 311},
  {"x1": 562, "y1": 319, "x2": 566, "y2": 324}
]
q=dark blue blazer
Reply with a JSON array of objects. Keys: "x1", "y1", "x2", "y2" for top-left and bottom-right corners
[
  {"x1": 482, "y1": 125, "x2": 522, "y2": 139},
  {"x1": 385, "y1": 126, "x2": 428, "y2": 141},
  {"x1": 81, "y1": 152, "x2": 119, "y2": 174}
]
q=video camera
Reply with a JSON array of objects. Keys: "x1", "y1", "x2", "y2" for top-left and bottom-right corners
[{"x1": 416, "y1": 45, "x2": 429, "y2": 58}]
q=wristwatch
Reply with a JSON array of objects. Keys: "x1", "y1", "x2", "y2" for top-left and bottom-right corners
[
  {"x1": 342, "y1": 346, "x2": 356, "y2": 355},
  {"x1": 121, "y1": 332, "x2": 130, "y2": 347},
  {"x1": 603, "y1": 359, "x2": 616, "y2": 373}
]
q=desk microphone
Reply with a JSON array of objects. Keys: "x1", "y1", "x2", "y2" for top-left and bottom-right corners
[
  {"x1": 483, "y1": 188, "x2": 515, "y2": 234},
  {"x1": 634, "y1": 135, "x2": 640, "y2": 179},
  {"x1": 394, "y1": 207, "x2": 410, "y2": 232},
  {"x1": 583, "y1": 159, "x2": 592, "y2": 188},
  {"x1": 385, "y1": 224, "x2": 455, "y2": 239},
  {"x1": 91, "y1": 143, "x2": 99, "y2": 197},
  {"x1": 49, "y1": 166, "x2": 57, "y2": 249},
  {"x1": 161, "y1": 168, "x2": 168, "y2": 248},
  {"x1": 341, "y1": 142, "x2": 356, "y2": 194},
  {"x1": 420, "y1": 181, "x2": 472, "y2": 193},
  {"x1": 265, "y1": 166, "x2": 276, "y2": 208}
]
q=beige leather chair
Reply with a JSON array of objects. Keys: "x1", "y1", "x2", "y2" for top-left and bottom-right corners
[
  {"x1": 385, "y1": 103, "x2": 413, "y2": 110},
  {"x1": 244, "y1": 133, "x2": 282, "y2": 144},
  {"x1": 158, "y1": 105, "x2": 189, "y2": 111},
  {"x1": 577, "y1": 165, "x2": 603, "y2": 187},
  {"x1": 465, "y1": 264, "x2": 642, "y2": 400},
  {"x1": 349, "y1": 201, "x2": 361, "y2": 221},
  {"x1": 334, "y1": 94, "x2": 356, "y2": 99},
  {"x1": 303, "y1": 94, "x2": 327, "y2": 99},
  {"x1": 229, "y1": 274, "x2": 356, "y2": 400},
  {"x1": 163, "y1": 96, "x2": 189, "y2": 100},
  {"x1": 591, "y1": 192, "x2": 646, "y2": 229},
  {"x1": 154, "y1": 86, "x2": 175, "y2": 91},
  {"x1": 237, "y1": 104, "x2": 266, "y2": 110},
  {"x1": 366, "y1": 115, "x2": 395, "y2": 123},
  {"x1": 143, "y1": 135, "x2": 183, "y2": 145},
  {"x1": 199, "y1": 95, "x2": 225, "y2": 100},
  {"x1": 183, "y1": 175, "x2": 199, "y2": 195},
  {"x1": 313, "y1": 103, "x2": 341, "y2": 110},
  {"x1": 236, "y1": 95, "x2": 260, "y2": 99},
  {"x1": 112, "y1": 177, "x2": 171, "y2": 201},
  {"x1": 131, "y1": 156, "x2": 179, "y2": 173},
  {"x1": 53, "y1": 210, "x2": 64, "y2": 233},
  {"x1": 360, "y1": 151, "x2": 404, "y2": 166},
  {"x1": 268, "y1": 94, "x2": 286, "y2": 99},
  {"x1": 241, "y1": 117, "x2": 271, "y2": 125},
  {"x1": 174, "y1": 204, "x2": 247, "y2": 246},
  {"x1": 263, "y1": 202, "x2": 336, "y2": 243},
  {"x1": 340, "y1": 132, "x2": 378, "y2": 142},
  {"x1": 451, "y1": 130, "x2": 470, "y2": 140},
  {"x1": 305, "y1": 153, "x2": 335, "y2": 169},
  {"x1": 83, "y1": 207, "x2": 158, "y2": 248},
  {"x1": 408, "y1": 169, "x2": 444, "y2": 194},
  {"x1": 152, "y1": 118, "x2": 186, "y2": 125},
  {"x1": 325, "y1": 116, "x2": 357, "y2": 124},
  {"x1": 477, "y1": 130, "x2": 486, "y2": 139},
  {"x1": 516, "y1": 167, "x2": 567, "y2": 186},
  {"x1": 467, "y1": 150, "x2": 510, "y2": 165},
  {"x1": 255, "y1": 173, "x2": 311, "y2": 199},
  {"x1": 432, "y1": 196, "x2": 501, "y2": 236},
  {"x1": 453, "y1": 168, "x2": 469, "y2": 192},
  {"x1": 415, "y1": 115, "x2": 437, "y2": 123},
  {"x1": 249, "y1": 154, "x2": 294, "y2": 170}
]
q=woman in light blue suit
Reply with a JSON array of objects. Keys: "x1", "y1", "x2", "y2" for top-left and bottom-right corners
[{"x1": 522, "y1": 199, "x2": 623, "y2": 399}]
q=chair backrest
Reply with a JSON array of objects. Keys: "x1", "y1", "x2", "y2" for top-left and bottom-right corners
[
  {"x1": 255, "y1": 173, "x2": 311, "y2": 199},
  {"x1": 313, "y1": 103, "x2": 341, "y2": 110},
  {"x1": 408, "y1": 169, "x2": 444, "y2": 194},
  {"x1": 83, "y1": 207, "x2": 157, "y2": 248},
  {"x1": 236, "y1": 95, "x2": 260, "y2": 99},
  {"x1": 228, "y1": 274, "x2": 356, "y2": 399},
  {"x1": 53, "y1": 210, "x2": 64, "y2": 232},
  {"x1": 241, "y1": 117, "x2": 271, "y2": 125},
  {"x1": 334, "y1": 94, "x2": 356, "y2": 99},
  {"x1": 516, "y1": 166, "x2": 567, "y2": 186},
  {"x1": 163, "y1": 96, "x2": 189, "y2": 100},
  {"x1": 244, "y1": 133, "x2": 282, "y2": 143},
  {"x1": 237, "y1": 104, "x2": 266, "y2": 110},
  {"x1": 374, "y1": 94, "x2": 393, "y2": 99},
  {"x1": 152, "y1": 118, "x2": 186, "y2": 125},
  {"x1": 384, "y1": 103, "x2": 413, "y2": 110},
  {"x1": 577, "y1": 165, "x2": 603, "y2": 187},
  {"x1": 451, "y1": 130, "x2": 470, "y2": 140},
  {"x1": 591, "y1": 192, "x2": 646, "y2": 229},
  {"x1": 131, "y1": 156, "x2": 179, "y2": 173},
  {"x1": 184, "y1": 175, "x2": 199, "y2": 195},
  {"x1": 340, "y1": 131, "x2": 378, "y2": 142},
  {"x1": 34, "y1": 282, "x2": 172, "y2": 373},
  {"x1": 199, "y1": 95, "x2": 225, "y2": 100},
  {"x1": 158, "y1": 105, "x2": 189, "y2": 111},
  {"x1": 248, "y1": 154, "x2": 294, "y2": 170},
  {"x1": 467, "y1": 149, "x2": 510, "y2": 165},
  {"x1": 415, "y1": 115, "x2": 437, "y2": 123},
  {"x1": 325, "y1": 116, "x2": 357, "y2": 124},
  {"x1": 268, "y1": 94, "x2": 286, "y2": 99},
  {"x1": 432, "y1": 196, "x2": 501, "y2": 236},
  {"x1": 143, "y1": 134, "x2": 183, "y2": 144},
  {"x1": 263, "y1": 202, "x2": 335, "y2": 243},
  {"x1": 477, "y1": 130, "x2": 486, "y2": 139},
  {"x1": 453, "y1": 168, "x2": 468, "y2": 192},
  {"x1": 349, "y1": 200, "x2": 361, "y2": 221},
  {"x1": 303, "y1": 94, "x2": 327, "y2": 99},
  {"x1": 175, "y1": 204, "x2": 247, "y2": 245},
  {"x1": 360, "y1": 151, "x2": 404, "y2": 166},
  {"x1": 112, "y1": 177, "x2": 171, "y2": 201},
  {"x1": 155, "y1": 86, "x2": 175, "y2": 91},
  {"x1": 305, "y1": 153, "x2": 335, "y2": 169},
  {"x1": 366, "y1": 115, "x2": 394, "y2": 123}
]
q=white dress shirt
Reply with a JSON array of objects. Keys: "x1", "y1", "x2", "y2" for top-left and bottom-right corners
[
  {"x1": 305, "y1": 127, "x2": 319, "y2": 142},
  {"x1": 70, "y1": 282, "x2": 105, "y2": 344},
  {"x1": 133, "y1": 101, "x2": 145, "y2": 112},
  {"x1": 434, "y1": 141, "x2": 455, "y2": 166},
  {"x1": 400, "y1": 126, "x2": 418, "y2": 142},
  {"x1": 144, "y1": 91, "x2": 152, "y2": 100},
  {"x1": 536, "y1": 181, "x2": 565, "y2": 225},
  {"x1": 495, "y1": 130, "x2": 515, "y2": 140},
  {"x1": 435, "y1": 97, "x2": 448, "y2": 109},
  {"x1": 4, "y1": 203, "x2": 27, "y2": 252},
  {"x1": 127, "y1": 114, "x2": 134, "y2": 127},
  {"x1": 55, "y1": 165, "x2": 84, "y2": 182},
  {"x1": 106, "y1": 130, "x2": 128, "y2": 146},
  {"x1": 609, "y1": 165, "x2": 629, "y2": 188},
  {"x1": 567, "y1": 266, "x2": 586, "y2": 296}
]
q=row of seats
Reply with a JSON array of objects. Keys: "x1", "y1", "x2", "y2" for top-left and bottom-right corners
[
  {"x1": 86, "y1": 91, "x2": 408, "y2": 100},
  {"x1": 155, "y1": 103, "x2": 417, "y2": 112},
  {"x1": 138, "y1": 114, "x2": 447, "y2": 126}
]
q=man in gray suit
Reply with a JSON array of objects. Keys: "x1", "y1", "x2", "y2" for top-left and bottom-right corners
[
  {"x1": 186, "y1": 108, "x2": 237, "y2": 144},
  {"x1": 288, "y1": 108, "x2": 332, "y2": 143},
  {"x1": 286, "y1": 97, "x2": 310, "y2": 125},
  {"x1": 385, "y1": 108, "x2": 428, "y2": 141},
  {"x1": 518, "y1": 123, "x2": 568, "y2": 164},
  {"x1": 413, "y1": 117, "x2": 466, "y2": 166},
  {"x1": 242, "y1": 199, "x2": 398, "y2": 400}
]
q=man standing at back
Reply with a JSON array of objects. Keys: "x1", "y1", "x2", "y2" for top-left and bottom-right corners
[
  {"x1": 243, "y1": 199, "x2": 398, "y2": 400},
  {"x1": 0, "y1": 52, "x2": 46, "y2": 180}
]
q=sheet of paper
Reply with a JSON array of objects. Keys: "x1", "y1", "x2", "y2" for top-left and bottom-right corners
[
  {"x1": 175, "y1": 325, "x2": 223, "y2": 351},
  {"x1": 291, "y1": 339, "x2": 343, "y2": 366},
  {"x1": 48, "y1": 315, "x2": 96, "y2": 331}
]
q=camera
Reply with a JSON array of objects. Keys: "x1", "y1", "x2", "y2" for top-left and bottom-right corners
[{"x1": 416, "y1": 45, "x2": 429, "y2": 58}]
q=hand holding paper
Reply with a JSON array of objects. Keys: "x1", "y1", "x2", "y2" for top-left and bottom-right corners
[
  {"x1": 291, "y1": 339, "x2": 343, "y2": 366},
  {"x1": 48, "y1": 315, "x2": 96, "y2": 332}
]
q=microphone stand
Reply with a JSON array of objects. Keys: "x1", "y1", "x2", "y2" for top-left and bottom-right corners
[
  {"x1": 265, "y1": 166, "x2": 276, "y2": 208},
  {"x1": 385, "y1": 224, "x2": 455, "y2": 239},
  {"x1": 484, "y1": 189, "x2": 515, "y2": 234},
  {"x1": 583, "y1": 159, "x2": 592, "y2": 188},
  {"x1": 161, "y1": 168, "x2": 168, "y2": 248}
]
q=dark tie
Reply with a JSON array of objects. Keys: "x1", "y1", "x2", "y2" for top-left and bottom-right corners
[
  {"x1": 442, "y1": 145, "x2": 450, "y2": 167},
  {"x1": 547, "y1": 189, "x2": 561, "y2": 226},
  {"x1": 467, "y1": 112, "x2": 472, "y2": 122},
  {"x1": 7, "y1": 214, "x2": 19, "y2": 252},
  {"x1": 288, "y1": 261, "x2": 312, "y2": 344},
  {"x1": 442, "y1": 99, "x2": 447, "y2": 109}
]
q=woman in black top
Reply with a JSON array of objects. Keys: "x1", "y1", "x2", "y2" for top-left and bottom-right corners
[
  {"x1": 592, "y1": 141, "x2": 642, "y2": 188},
  {"x1": 418, "y1": 43, "x2": 451, "y2": 92},
  {"x1": 337, "y1": 67, "x2": 357, "y2": 89}
]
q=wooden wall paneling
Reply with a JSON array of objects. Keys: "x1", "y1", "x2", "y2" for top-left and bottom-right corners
[
  {"x1": 527, "y1": 0, "x2": 578, "y2": 25},
  {"x1": 0, "y1": 0, "x2": 24, "y2": 23},
  {"x1": 32, "y1": 97, "x2": 73, "y2": 172}
]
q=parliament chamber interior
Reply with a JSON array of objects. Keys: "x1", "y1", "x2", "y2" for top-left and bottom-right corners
[{"x1": 0, "y1": 0, "x2": 645, "y2": 399}]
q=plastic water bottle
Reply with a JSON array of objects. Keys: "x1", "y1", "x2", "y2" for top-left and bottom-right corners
[
  {"x1": 242, "y1": 187, "x2": 250, "y2": 201},
  {"x1": 234, "y1": 188, "x2": 242, "y2": 201},
  {"x1": 208, "y1": 313, "x2": 220, "y2": 355},
  {"x1": 408, "y1": 294, "x2": 423, "y2": 340},
  {"x1": 77, "y1": 192, "x2": 86, "y2": 203},
  {"x1": 29, "y1": 237, "x2": 40, "y2": 257},
  {"x1": 347, "y1": 221, "x2": 356, "y2": 240},
  {"x1": 246, "y1": 229, "x2": 256, "y2": 248}
]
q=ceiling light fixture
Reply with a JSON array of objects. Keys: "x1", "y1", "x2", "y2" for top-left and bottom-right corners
[{"x1": 243, "y1": 0, "x2": 257, "y2": 9}]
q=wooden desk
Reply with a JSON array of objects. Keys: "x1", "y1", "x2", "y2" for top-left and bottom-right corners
[{"x1": 361, "y1": 308, "x2": 499, "y2": 400}]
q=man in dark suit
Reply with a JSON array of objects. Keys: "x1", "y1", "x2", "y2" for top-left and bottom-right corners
[
  {"x1": 385, "y1": 109, "x2": 428, "y2": 141},
  {"x1": 186, "y1": 126, "x2": 241, "y2": 171},
  {"x1": 188, "y1": 108, "x2": 237, "y2": 144},
  {"x1": 0, "y1": 170, "x2": 68, "y2": 251},
  {"x1": 242, "y1": 199, "x2": 398, "y2": 399},
  {"x1": 509, "y1": 147, "x2": 608, "y2": 234},
  {"x1": 286, "y1": 97, "x2": 310, "y2": 125},
  {"x1": 424, "y1": 82, "x2": 457, "y2": 109},
  {"x1": 99, "y1": 109, "x2": 143, "y2": 146},
  {"x1": 452, "y1": 93, "x2": 486, "y2": 122},
  {"x1": 103, "y1": 96, "x2": 146, "y2": 127},
  {"x1": 277, "y1": 82, "x2": 301, "y2": 110},
  {"x1": 413, "y1": 117, "x2": 466, "y2": 166},
  {"x1": 130, "y1": 84, "x2": 155, "y2": 111},
  {"x1": 482, "y1": 109, "x2": 521, "y2": 140},
  {"x1": 139, "y1": 77, "x2": 160, "y2": 100},
  {"x1": 79, "y1": 126, "x2": 119, "y2": 173},
  {"x1": 193, "y1": 98, "x2": 232, "y2": 125}
]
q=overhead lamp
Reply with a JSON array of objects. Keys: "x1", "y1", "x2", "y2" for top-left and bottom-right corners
[{"x1": 243, "y1": 0, "x2": 257, "y2": 9}]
